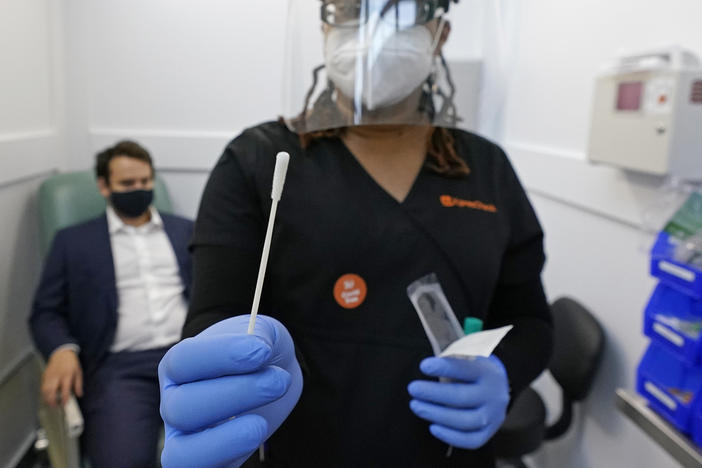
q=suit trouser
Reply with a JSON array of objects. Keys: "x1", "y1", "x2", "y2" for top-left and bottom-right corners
[{"x1": 80, "y1": 347, "x2": 169, "y2": 468}]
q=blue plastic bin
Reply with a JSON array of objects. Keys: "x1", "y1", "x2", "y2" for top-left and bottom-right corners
[
  {"x1": 644, "y1": 284, "x2": 702, "y2": 364},
  {"x1": 651, "y1": 232, "x2": 702, "y2": 300},
  {"x1": 637, "y1": 343, "x2": 702, "y2": 434},
  {"x1": 693, "y1": 404, "x2": 702, "y2": 447}
]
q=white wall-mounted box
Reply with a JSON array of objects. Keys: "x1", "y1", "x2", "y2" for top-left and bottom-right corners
[{"x1": 588, "y1": 47, "x2": 702, "y2": 180}]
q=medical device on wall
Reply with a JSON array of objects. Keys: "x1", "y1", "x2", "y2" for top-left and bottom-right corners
[{"x1": 588, "y1": 47, "x2": 702, "y2": 179}]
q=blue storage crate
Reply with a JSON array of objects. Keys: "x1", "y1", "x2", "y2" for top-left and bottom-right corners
[
  {"x1": 693, "y1": 404, "x2": 702, "y2": 448},
  {"x1": 644, "y1": 284, "x2": 702, "y2": 364},
  {"x1": 637, "y1": 343, "x2": 702, "y2": 434},
  {"x1": 651, "y1": 232, "x2": 702, "y2": 300}
]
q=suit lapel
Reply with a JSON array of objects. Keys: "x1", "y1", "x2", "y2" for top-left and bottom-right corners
[
  {"x1": 93, "y1": 215, "x2": 118, "y2": 312},
  {"x1": 161, "y1": 215, "x2": 190, "y2": 293}
]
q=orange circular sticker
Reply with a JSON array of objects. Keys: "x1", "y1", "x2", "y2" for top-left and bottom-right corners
[
  {"x1": 333, "y1": 274, "x2": 367, "y2": 309},
  {"x1": 440, "y1": 195, "x2": 456, "y2": 207}
]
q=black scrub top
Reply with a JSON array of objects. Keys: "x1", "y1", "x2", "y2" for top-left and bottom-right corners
[{"x1": 185, "y1": 121, "x2": 553, "y2": 468}]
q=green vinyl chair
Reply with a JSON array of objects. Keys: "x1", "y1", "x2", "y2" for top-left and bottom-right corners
[{"x1": 38, "y1": 171, "x2": 172, "y2": 255}]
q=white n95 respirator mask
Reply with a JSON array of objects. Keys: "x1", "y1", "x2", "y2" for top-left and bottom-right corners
[{"x1": 324, "y1": 24, "x2": 435, "y2": 111}]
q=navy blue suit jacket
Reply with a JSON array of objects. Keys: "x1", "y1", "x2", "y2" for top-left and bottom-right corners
[{"x1": 29, "y1": 213, "x2": 193, "y2": 376}]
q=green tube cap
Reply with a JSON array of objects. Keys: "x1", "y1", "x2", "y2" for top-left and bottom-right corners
[{"x1": 463, "y1": 317, "x2": 484, "y2": 335}]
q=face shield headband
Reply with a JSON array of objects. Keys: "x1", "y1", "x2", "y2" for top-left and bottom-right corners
[{"x1": 320, "y1": 0, "x2": 456, "y2": 30}]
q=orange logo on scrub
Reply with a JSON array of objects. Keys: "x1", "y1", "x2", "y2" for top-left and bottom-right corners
[
  {"x1": 440, "y1": 195, "x2": 498, "y2": 213},
  {"x1": 333, "y1": 274, "x2": 367, "y2": 309}
]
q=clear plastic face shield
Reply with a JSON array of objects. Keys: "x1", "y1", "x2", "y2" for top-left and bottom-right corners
[{"x1": 283, "y1": 0, "x2": 460, "y2": 134}]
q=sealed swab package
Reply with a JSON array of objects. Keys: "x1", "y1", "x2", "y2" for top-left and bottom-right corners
[{"x1": 407, "y1": 273, "x2": 465, "y2": 356}]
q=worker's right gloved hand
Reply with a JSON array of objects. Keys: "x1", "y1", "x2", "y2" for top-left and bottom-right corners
[{"x1": 158, "y1": 315, "x2": 303, "y2": 468}]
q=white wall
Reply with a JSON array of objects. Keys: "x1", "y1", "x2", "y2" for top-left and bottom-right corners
[
  {"x1": 501, "y1": 1, "x2": 702, "y2": 467},
  {"x1": 0, "y1": 0, "x2": 67, "y2": 465},
  {"x1": 504, "y1": 0, "x2": 702, "y2": 154}
]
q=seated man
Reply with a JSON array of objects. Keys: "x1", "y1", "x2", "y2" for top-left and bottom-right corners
[{"x1": 29, "y1": 141, "x2": 193, "y2": 468}]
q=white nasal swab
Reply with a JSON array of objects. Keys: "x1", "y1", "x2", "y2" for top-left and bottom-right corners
[{"x1": 248, "y1": 152, "x2": 290, "y2": 335}]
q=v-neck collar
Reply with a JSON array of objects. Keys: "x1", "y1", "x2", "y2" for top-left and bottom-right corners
[{"x1": 335, "y1": 138, "x2": 426, "y2": 206}]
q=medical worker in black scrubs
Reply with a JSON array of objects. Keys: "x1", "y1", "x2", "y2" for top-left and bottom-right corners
[{"x1": 158, "y1": 1, "x2": 553, "y2": 467}]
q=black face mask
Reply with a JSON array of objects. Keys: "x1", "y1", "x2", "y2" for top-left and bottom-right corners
[{"x1": 110, "y1": 189, "x2": 154, "y2": 218}]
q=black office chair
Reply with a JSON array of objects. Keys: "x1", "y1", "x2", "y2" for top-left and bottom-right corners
[{"x1": 493, "y1": 297, "x2": 606, "y2": 467}]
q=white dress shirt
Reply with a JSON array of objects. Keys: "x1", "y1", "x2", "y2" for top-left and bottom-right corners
[{"x1": 107, "y1": 206, "x2": 188, "y2": 352}]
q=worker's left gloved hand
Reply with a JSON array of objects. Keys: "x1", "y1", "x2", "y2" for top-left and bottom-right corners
[{"x1": 407, "y1": 355, "x2": 510, "y2": 450}]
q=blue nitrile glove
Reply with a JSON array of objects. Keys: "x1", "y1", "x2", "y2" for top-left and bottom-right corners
[
  {"x1": 158, "y1": 315, "x2": 303, "y2": 468},
  {"x1": 407, "y1": 355, "x2": 509, "y2": 450}
]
